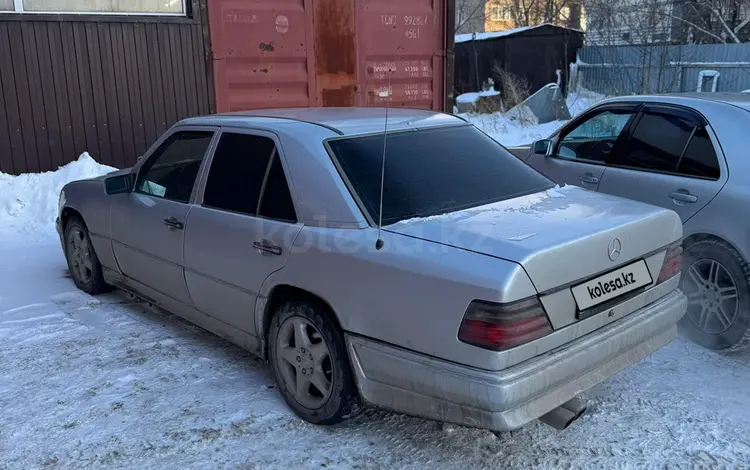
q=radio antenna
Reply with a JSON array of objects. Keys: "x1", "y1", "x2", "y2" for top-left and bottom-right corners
[{"x1": 375, "y1": 69, "x2": 392, "y2": 251}]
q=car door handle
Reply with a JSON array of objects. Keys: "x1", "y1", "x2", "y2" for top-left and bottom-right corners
[
  {"x1": 669, "y1": 191, "x2": 698, "y2": 204},
  {"x1": 163, "y1": 217, "x2": 184, "y2": 230},
  {"x1": 578, "y1": 174, "x2": 599, "y2": 184},
  {"x1": 253, "y1": 240, "x2": 282, "y2": 256}
]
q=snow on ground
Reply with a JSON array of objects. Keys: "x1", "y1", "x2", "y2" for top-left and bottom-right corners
[
  {"x1": 2, "y1": 241, "x2": 749, "y2": 469},
  {"x1": 1, "y1": 137, "x2": 750, "y2": 469},
  {"x1": 464, "y1": 112, "x2": 566, "y2": 147},
  {"x1": 0, "y1": 153, "x2": 116, "y2": 245},
  {"x1": 459, "y1": 88, "x2": 608, "y2": 147},
  {"x1": 566, "y1": 89, "x2": 607, "y2": 117}
]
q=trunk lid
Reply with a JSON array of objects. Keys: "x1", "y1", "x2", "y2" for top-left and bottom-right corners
[{"x1": 385, "y1": 185, "x2": 682, "y2": 293}]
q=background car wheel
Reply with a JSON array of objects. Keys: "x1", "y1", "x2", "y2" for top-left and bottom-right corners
[
  {"x1": 64, "y1": 217, "x2": 110, "y2": 295},
  {"x1": 268, "y1": 300, "x2": 362, "y2": 425},
  {"x1": 679, "y1": 239, "x2": 750, "y2": 351}
]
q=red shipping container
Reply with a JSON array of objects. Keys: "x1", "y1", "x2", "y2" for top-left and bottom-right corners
[{"x1": 207, "y1": 0, "x2": 454, "y2": 112}]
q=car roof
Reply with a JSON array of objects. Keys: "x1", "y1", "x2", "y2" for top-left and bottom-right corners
[
  {"x1": 180, "y1": 107, "x2": 467, "y2": 136},
  {"x1": 601, "y1": 92, "x2": 750, "y2": 113}
]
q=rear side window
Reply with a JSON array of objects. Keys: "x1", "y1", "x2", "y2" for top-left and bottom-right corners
[
  {"x1": 327, "y1": 125, "x2": 553, "y2": 225},
  {"x1": 617, "y1": 111, "x2": 694, "y2": 173},
  {"x1": 203, "y1": 132, "x2": 297, "y2": 222},
  {"x1": 203, "y1": 133, "x2": 274, "y2": 215},
  {"x1": 136, "y1": 131, "x2": 214, "y2": 203},
  {"x1": 259, "y1": 156, "x2": 297, "y2": 222},
  {"x1": 678, "y1": 127, "x2": 720, "y2": 179}
]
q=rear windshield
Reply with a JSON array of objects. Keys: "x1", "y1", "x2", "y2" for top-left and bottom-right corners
[{"x1": 326, "y1": 125, "x2": 553, "y2": 225}]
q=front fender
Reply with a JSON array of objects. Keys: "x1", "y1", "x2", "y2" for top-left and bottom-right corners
[{"x1": 61, "y1": 179, "x2": 118, "y2": 271}]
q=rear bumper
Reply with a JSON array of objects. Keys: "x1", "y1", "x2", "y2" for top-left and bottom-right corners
[{"x1": 346, "y1": 288, "x2": 686, "y2": 432}]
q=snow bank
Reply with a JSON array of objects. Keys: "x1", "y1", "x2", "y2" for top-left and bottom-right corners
[
  {"x1": 462, "y1": 111, "x2": 565, "y2": 147},
  {"x1": 566, "y1": 89, "x2": 607, "y2": 117},
  {"x1": 457, "y1": 87, "x2": 606, "y2": 147},
  {"x1": 456, "y1": 89, "x2": 500, "y2": 104},
  {"x1": 0, "y1": 153, "x2": 116, "y2": 243}
]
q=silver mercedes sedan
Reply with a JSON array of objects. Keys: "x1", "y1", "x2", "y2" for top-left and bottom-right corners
[
  {"x1": 516, "y1": 93, "x2": 750, "y2": 352},
  {"x1": 56, "y1": 108, "x2": 687, "y2": 432}
]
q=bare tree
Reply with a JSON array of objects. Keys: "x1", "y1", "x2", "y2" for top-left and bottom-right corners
[
  {"x1": 670, "y1": 0, "x2": 750, "y2": 43},
  {"x1": 505, "y1": 0, "x2": 582, "y2": 28},
  {"x1": 585, "y1": 0, "x2": 750, "y2": 45},
  {"x1": 456, "y1": 0, "x2": 488, "y2": 33}
]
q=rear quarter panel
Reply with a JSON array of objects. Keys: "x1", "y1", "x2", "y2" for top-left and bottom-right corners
[
  {"x1": 257, "y1": 227, "x2": 540, "y2": 371},
  {"x1": 684, "y1": 181, "x2": 750, "y2": 264},
  {"x1": 680, "y1": 100, "x2": 750, "y2": 263},
  {"x1": 62, "y1": 179, "x2": 117, "y2": 271}
]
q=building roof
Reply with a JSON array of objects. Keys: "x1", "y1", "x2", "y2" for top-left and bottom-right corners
[{"x1": 455, "y1": 23, "x2": 582, "y2": 44}]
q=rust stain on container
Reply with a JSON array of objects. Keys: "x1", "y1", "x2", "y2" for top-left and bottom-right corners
[
  {"x1": 314, "y1": 0, "x2": 356, "y2": 107},
  {"x1": 207, "y1": 0, "x2": 448, "y2": 112}
]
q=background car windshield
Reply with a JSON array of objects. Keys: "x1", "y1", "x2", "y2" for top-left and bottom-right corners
[{"x1": 327, "y1": 125, "x2": 553, "y2": 225}]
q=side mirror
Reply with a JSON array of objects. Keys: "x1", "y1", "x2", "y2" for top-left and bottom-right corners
[
  {"x1": 104, "y1": 173, "x2": 135, "y2": 195},
  {"x1": 533, "y1": 139, "x2": 552, "y2": 156}
]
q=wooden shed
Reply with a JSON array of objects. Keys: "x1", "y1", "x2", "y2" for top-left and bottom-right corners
[{"x1": 454, "y1": 24, "x2": 584, "y2": 98}]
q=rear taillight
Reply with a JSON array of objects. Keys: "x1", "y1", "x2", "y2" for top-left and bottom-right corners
[
  {"x1": 458, "y1": 297, "x2": 553, "y2": 351},
  {"x1": 657, "y1": 242, "x2": 683, "y2": 284}
]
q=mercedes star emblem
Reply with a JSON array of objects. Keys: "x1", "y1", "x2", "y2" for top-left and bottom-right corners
[{"x1": 608, "y1": 238, "x2": 622, "y2": 262}]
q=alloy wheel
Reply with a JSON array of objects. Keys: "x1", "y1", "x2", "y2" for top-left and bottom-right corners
[
  {"x1": 683, "y1": 258, "x2": 739, "y2": 335},
  {"x1": 275, "y1": 317, "x2": 334, "y2": 409},
  {"x1": 68, "y1": 227, "x2": 94, "y2": 284}
]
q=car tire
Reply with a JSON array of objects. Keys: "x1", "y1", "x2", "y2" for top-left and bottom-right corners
[
  {"x1": 63, "y1": 216, "x2": 111, "y2": 295},
  {"x1": 679, "y1": 238, "x2": 750, "y2": 351},
  {"x1": 268, "y1": 300, "x2": 362, "y2": 425}
]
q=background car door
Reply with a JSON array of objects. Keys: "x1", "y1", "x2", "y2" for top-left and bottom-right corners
[
  {"x1": 526, "y1": 104, "x2": 639, "y2": 190},
  {"x1": 596, "y1": 104, "x2": 726, "y2": 222},
  {"x1": 183, "y1": 130, "x2": 303, "y2": 334},
  {"x1": 110, "y1": 129, "x2": 216, "y2": 306}
]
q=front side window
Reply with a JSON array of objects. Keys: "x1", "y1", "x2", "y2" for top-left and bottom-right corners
[
  {"x1": 4, "y1": 0, "x2": 185, "y2": 14},
  {"x1": 327, "y1": 125, "x2": 553, "y2": 226},
  {"x1": 136, "y1": 131, "x2": 213, "y2": 203},
  {"x1": 202, "y1": 133, "x2": 297, "y2": 222},
  {"x1": 617, "y1": 111, "x2": 694, "y2": 173},
  {"x1": 556, "y1": 109, "x2": 635, "y2": 162}
]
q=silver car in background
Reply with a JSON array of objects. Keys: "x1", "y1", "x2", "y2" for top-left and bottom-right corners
[
  {"x1": 518, "y1": 93, "x2": 750, "y2": 351},
  {"x1": 57, "y1": 108, "x2": 686, "y2": 432}
]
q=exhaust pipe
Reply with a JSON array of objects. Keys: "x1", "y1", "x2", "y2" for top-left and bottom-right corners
[{"x1": 538, "y1": 397, "x2": 587, "y2": 430}]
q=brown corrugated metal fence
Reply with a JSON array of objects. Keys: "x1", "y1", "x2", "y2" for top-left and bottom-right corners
[{"x1": 0, "y1": 0, "x2": 215, "y2": 175}]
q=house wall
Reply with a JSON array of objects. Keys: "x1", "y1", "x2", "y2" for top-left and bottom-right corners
[
  {"x1": 585, "y1": 0, "x2": 675, "y2": 46},
  {"x1": 484, "y1": 0, "x2": 585, "y2": 32},
  {"x1": 0, "y1": 0, "x2": 214, "y2": 174}
]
